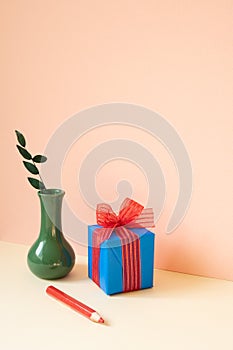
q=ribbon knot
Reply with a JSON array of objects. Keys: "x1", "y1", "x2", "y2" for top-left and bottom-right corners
[{"x1": 92, "y1": 198, "x2": 155, "y2": 292}]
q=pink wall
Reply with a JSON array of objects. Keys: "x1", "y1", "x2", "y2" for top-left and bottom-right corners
[{"x1": 1, "y1": 1, "x2": 232, "y2": 280}]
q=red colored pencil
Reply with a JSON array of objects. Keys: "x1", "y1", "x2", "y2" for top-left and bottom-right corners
[{"x1": 46, "y1": 286, "x2": 104, "y2": 324}]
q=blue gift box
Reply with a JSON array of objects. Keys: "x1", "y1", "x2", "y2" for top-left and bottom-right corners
[{"x1": 88, "y1": 225, "x2": 155, "y2": 295}]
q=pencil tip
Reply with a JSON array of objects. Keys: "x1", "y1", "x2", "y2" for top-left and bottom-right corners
[{"x1": 99, "y1": 317, "x2": 104, "y2": 323}]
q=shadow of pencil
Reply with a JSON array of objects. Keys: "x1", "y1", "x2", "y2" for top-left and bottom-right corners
[{"x1": 101, "y1": 319, "x2": 111, "y2": 326}]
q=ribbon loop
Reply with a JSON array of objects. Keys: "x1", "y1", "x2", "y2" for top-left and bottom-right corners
[
  {"x1": 118, "y1": 198, "x2": 144, "y2": 226},
  {"x1": 96, "y1": 203, "x2": 118, "y2": 227}
]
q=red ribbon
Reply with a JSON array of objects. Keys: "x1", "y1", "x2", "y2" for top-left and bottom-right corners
[{"x1": 92, "y1": 198, "x2": 155, "y2": 292}]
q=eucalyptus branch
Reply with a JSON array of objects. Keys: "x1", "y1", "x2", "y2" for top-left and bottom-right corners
[
  {"x1": 15, "y1": 130, "x2": 47, "y2": 190},
  {"x1": 32, "y1": 159, "x2": 46, "y2": 189}
]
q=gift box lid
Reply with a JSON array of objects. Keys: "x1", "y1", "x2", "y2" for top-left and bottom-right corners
[{"x1": 88, "y1": 225, "x2": 154, "y2": 249}]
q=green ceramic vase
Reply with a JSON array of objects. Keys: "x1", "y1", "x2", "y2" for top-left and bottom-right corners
[{"x1": 27, "y1": 189, "x2": 75, "y2": 279}]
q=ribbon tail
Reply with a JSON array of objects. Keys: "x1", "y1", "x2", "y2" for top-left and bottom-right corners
[{"x1": 126, "y1": 208, "x2": 155, "y2": 228}]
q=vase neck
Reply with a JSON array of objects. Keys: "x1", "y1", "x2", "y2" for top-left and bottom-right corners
[{"x1": 38, "y1": 190, "x2": 65, "y2": 239}]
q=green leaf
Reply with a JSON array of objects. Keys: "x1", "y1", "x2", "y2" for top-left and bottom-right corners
[
  {"x1": 15, "y1": 130, "x2": 26, "y2": 147},
  {"x1": 16, "y1": 145, "x2": 32, "y2": 160},
  {"x1": 27, "y1": 177, "x2": 45, "y2": 190},
  {"x1": 33, "y1": 155, "x2": 47, "y2": 163},
  {"x1": 23, "y1": 161, "x2": 39, "y2": 175}
]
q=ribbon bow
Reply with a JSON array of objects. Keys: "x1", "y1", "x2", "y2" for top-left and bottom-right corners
[{"x1": 92, "y1": 198, "x2": 154, "y2": 292}]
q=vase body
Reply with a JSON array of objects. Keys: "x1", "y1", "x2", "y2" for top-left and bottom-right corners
[{"x1": 27, "y1": 189, "x2": 75, "y2": 279}]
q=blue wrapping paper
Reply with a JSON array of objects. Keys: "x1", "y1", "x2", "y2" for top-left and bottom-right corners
[{"x1": 88, "y1": 225, "x2": 155, "y2": 295}]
